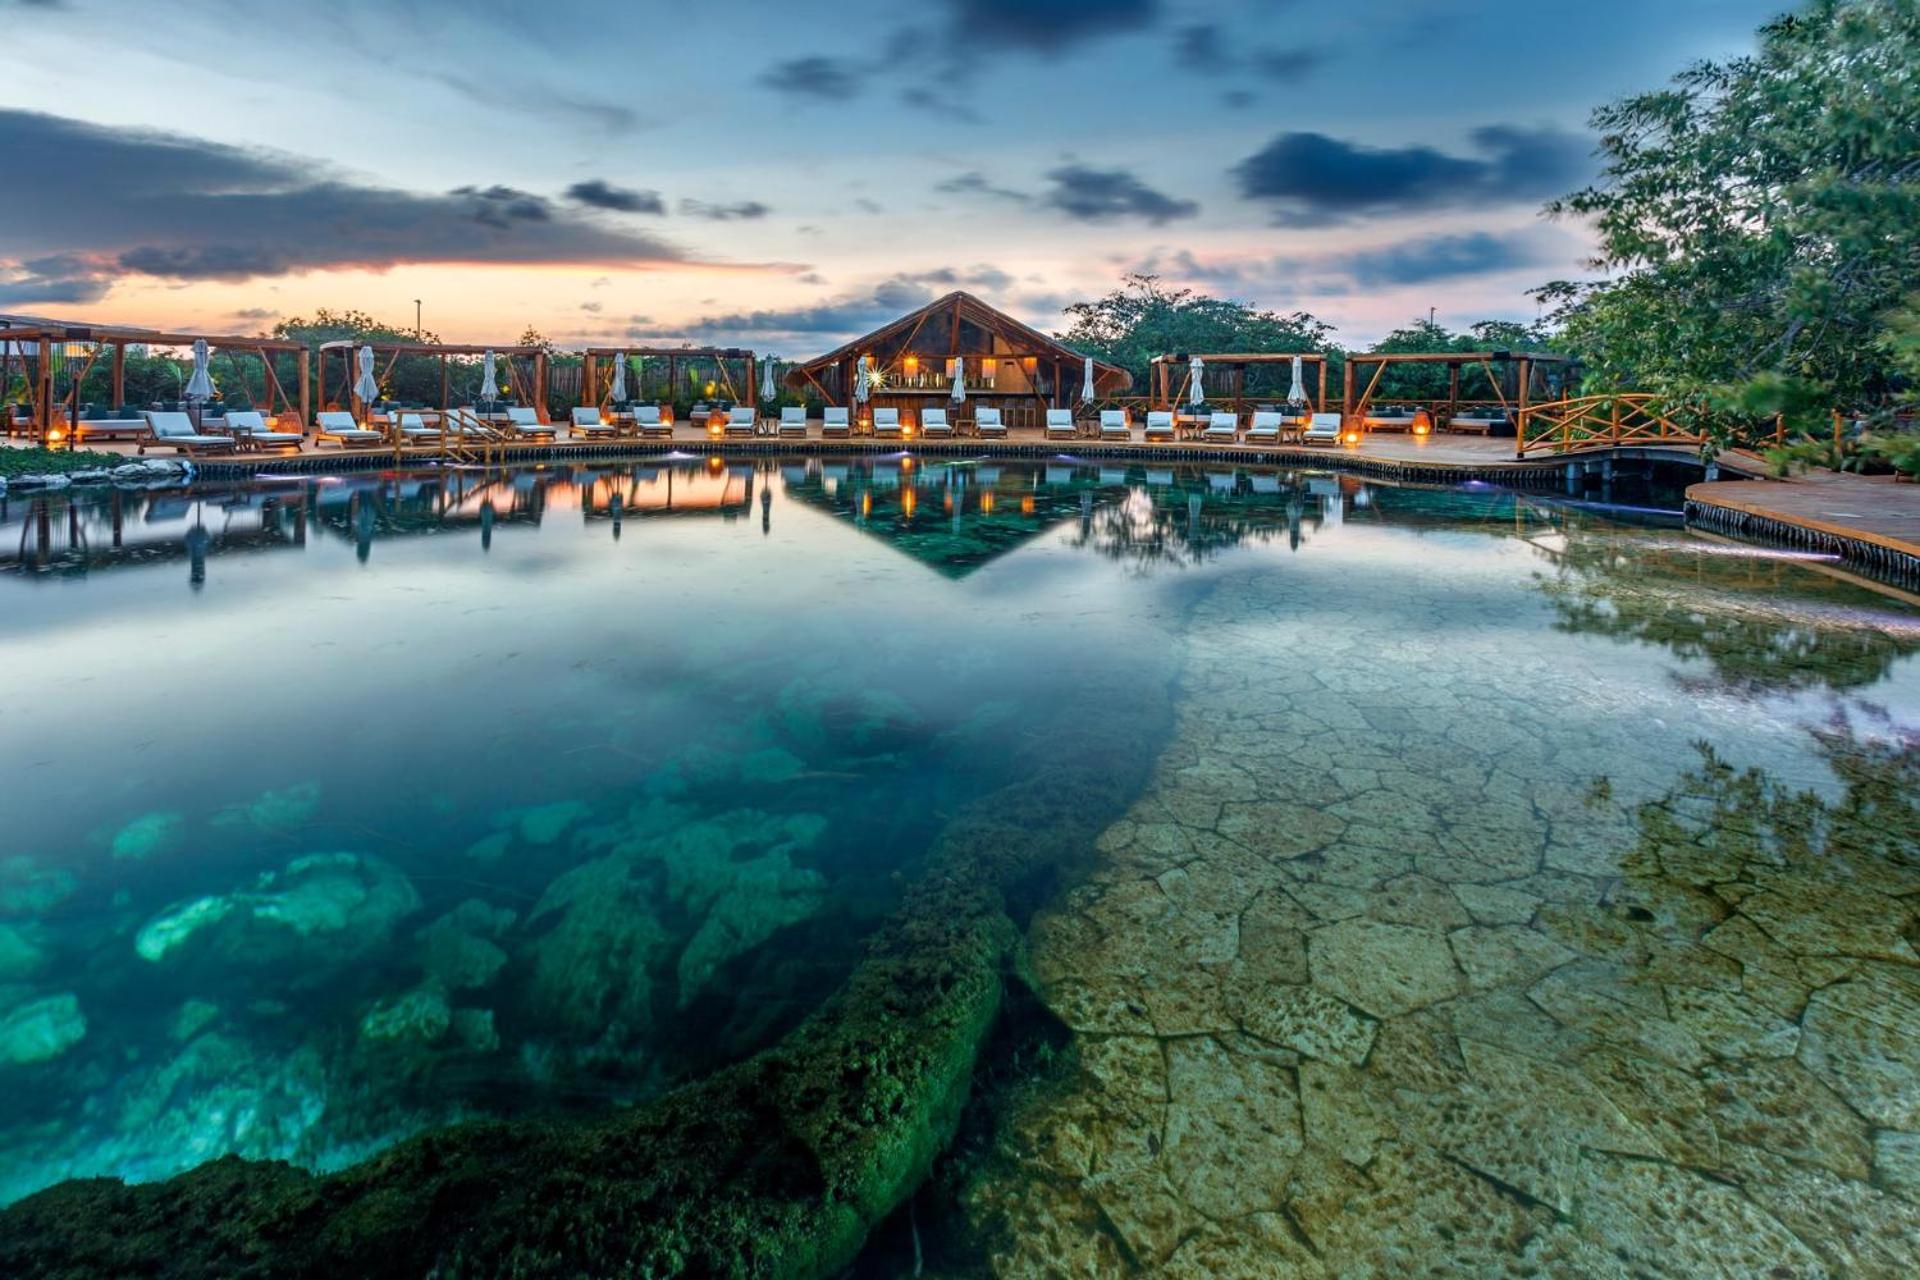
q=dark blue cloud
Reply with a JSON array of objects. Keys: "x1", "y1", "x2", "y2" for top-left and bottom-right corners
[
  {"x1": 1043, "y1": 165, "x2": 1198, "y2": 225},
  {"x1": 758, "y1": 55, "x2": 860, "y2": 100},
  {"x1": 1232, "y1": 125, "x2": 1590, "y2": 225},
  {"x1": 941, "y1": 0, "x2": 1160, "y2": 55},
  {"x1": 676, "y1": 277, "x2": 937, "y2": 340},
  {"x1": 0, "y1": 109, "x2": 691, "y2": 290},
  {"x1": 565, "y1": 180, "x2": 665, "y2": 214},
  {"x1": 1328, "y1": 230, "x2": 1561, "y2": 288}
]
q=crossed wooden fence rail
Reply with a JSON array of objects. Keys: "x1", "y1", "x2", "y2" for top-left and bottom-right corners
[{"x1": 1514, "y1": 394, "x2": 1711, "y2": 458}]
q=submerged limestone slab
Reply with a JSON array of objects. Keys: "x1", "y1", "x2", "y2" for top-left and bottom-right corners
[{"x1": 1308, "y1": 918, "x2": 1461, "y2": 1018}]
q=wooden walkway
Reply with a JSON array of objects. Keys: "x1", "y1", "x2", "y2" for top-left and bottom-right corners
[{"x1": 1688, "y1": 471, "x2": 1920, "y2": 587}]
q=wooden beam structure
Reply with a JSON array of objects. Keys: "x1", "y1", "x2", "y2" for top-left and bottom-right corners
[
  {"x1": 1340, "y1": 349, "x2": 1576, "y2": 431},
  {"x1": 316, "y1": 340, "x2": 549, "y2": 422},
  {"x1": 0, "y1": 318, "x2": 309, "y2": 447},
  {"x1": 1148, "y1": 352, "x2": 1332, "y2": 414},
  {"x1": 579, "y1": 347, "x2": 757, "y2": 414}
]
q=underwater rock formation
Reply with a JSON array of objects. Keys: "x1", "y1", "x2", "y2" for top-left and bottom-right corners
[
  {"x1": 0, "y1": 648, "x2": 1173, "y2": 1278},
  {"x1": 0, "y1": 992, "x2": 85, "y2": 1066},
  {"x1": 134, "y1": 853, "x2": 421, "y2": 976}
]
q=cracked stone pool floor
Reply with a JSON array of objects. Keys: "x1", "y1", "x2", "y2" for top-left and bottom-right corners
[{"x1": 961, "y1": 567, "x2": 1919, "y2": 1279}]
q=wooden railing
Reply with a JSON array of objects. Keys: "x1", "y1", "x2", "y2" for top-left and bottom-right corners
[{"x1": 1516, "y1": 394, "x2": 1708, "y2": 458}]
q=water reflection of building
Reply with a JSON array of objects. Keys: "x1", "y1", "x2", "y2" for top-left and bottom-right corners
[{"x1": 0, "y1": 460, "x2": 758, "y2": 583}]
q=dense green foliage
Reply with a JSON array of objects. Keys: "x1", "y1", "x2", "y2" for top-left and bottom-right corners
[
  {"x1": 1539, "y1": 0, "x2": 1919, "y2": 431},
  {"x1": 1057, "y1": 274, "x2": 1342, "y2": 387},
  {"x1": 1363, "y1": 316, "x2": 1561, "y2": 403},
  {"x1": 0, "y1": 447, "x2": 125, "y2": 480}
]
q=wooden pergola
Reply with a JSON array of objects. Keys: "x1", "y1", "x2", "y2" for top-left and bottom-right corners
[
  {"x1": 579, "y1": 347, "x2": 756, "y2": 411},
  {"x1": 1, "y1": 318, "x2": 308, "y2": 448},
  {"x1": 1150, "y1": 352, "x2": 1332, "y2": 414},
  {"x1": 784, "y1": 291, "x2": 1130, "y2": 430},
  {"x1": 317, "y1": 340, "x2": 549, "y2": 420},
  {"x1": 1342, "y1": 350, "x2": 1577, "y2": 429}
]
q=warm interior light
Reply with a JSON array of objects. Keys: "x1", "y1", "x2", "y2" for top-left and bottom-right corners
[
  {"x1": 980, "y1": 358, "x2": 996, "y2": 379},
  {"x1": 903, "y1": 355, "x2": 919, "y2": 374},
  {"x1": 1343, "y1": 430, "x2": 1362, "y2": 446}
]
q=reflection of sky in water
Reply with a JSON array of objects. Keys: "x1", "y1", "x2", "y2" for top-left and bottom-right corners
[{"x1": 0, "y1": 458, "x2": 1915, "y2": 1204}]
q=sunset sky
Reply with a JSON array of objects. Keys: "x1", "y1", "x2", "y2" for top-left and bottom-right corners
[{"x1": 0, "y1": 0, "x2": 1781, "y2": 356}]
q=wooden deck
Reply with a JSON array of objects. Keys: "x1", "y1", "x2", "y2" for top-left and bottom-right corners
[{"x1": 1687, "y1": 470, "x2": 1920, "y2": 586}]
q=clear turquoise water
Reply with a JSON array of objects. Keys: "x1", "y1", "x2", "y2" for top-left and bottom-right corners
[{"x1": 1, "y1": 457, "x2": 1916, "y2": 1267}]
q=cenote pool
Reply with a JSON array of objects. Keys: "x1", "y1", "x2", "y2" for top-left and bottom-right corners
[{"x1": 0, "y1": 456, "x2": 1915, "y2": 1277}]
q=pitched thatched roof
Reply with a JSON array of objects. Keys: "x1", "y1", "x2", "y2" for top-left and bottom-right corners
[{"x1": 784, "y1": 291, "x2": 1131, "y2": 396}]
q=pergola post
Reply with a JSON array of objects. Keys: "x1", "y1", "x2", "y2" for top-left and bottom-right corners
[
  {"x1": 1342, "y1": 358, "x2": 1356, "y2": 425},
  {"x1": 36, "y1": 335, "x2": 53, "y2": 446},
  {"x1": 111, "y1": 342, "x2": 126, "y2": 411}
]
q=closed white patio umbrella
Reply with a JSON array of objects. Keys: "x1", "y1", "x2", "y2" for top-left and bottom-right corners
[
  {"x1": 854, "y1": 356, "x2": 872, "y2": 404},
  {"x1": 1079, "y1": 355, "x2": 1096, "y2": 405},
  {"x1": 481, "y1": 349, "x2": 498, "y2": 401},
  {"x1": 759, "y1": 356, "x2": 777, "y2": 401},
  {"x1": 608, "y1": 351, "x2": 627, "y2": 403},
  {"x1": 184, "y1": 338, "x2": 214, "y2": 401},
  {"x1": 1189, "y1": 356, "x2": 1206, "y2": 406},
  {"x1": 1287, "y1": 354, "x2": 1306, "y2": 406},
  {"x1": 950, "y1": 356, "x2": 966, "y2": 403},
  {"x1": 354, "y1": 345, "x2": 379, "y2": 420}
]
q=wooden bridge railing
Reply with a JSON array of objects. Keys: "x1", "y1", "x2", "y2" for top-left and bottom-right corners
[{"x1": 1516, "y1": 394, "x2": 1708, "y2": 458}]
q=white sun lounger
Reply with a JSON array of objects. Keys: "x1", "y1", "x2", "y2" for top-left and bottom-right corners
[
  {"x1": 1302, "y1": 413, "x2": 1344, "y2": 445},
  {"x1": 778, "y1": 406, "x2": 809, "y2": 438},
  {"x1": 395, "y1": 413, "x2": 442, "y2": 444},
  {"x1": 872, "y1": 407, "x2": 903, "y2": 439},
  {"x1": 823, "y1": 407, "x2": 851, "y2": 439},
  {"x1": 571, "y1": 406, "x2": 622, "y2": 439},
  {"x1": 1203, "y1": 411, "x2": 1240, "y2": 443},
  {"x1": 504, "y1": 406, "x2": 562, "y2": 439},
  {"x1": 921, "y1": 408, "x2": 953, "y2": 438},
  {"x1": 223, "y1": 410, "x2": 303, "y2": 452},
  {"x1": 1044, "y1": 409, "x2": 1077, "y2": 440},
  {"x1": 974, "y1": 408, "x2": 1006, "y2": 438},
  {"x1": 1247, "y1": 411, "x2": 1283, "y2": 444},
  {"x1": 314, "y1": 411, "x2": 384, "y2": 448},
  {"x1": 139, "y1": 410, "x2": 236, "y2": 456},
  {"x1": 1143, "y1": 411, "x2": 1175, "y2": 443},
  {"x1": 633, "y1": 405, "x2": 673, "y2": 438},
  {"x1": 723, "y1": 406, "x2": 757, "y2": 437},
  {"x1": 1099, "y1": 409, "x2": 1131, "y2": 441}
]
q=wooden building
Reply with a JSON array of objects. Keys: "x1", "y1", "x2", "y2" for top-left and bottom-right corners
[{"x1": 783, "y1": 291, "x2": 1129, "y2": 432}]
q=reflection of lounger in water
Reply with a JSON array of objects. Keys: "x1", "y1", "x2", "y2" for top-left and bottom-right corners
[
  {"x1": 1250, "y1": 474, "x2": 1282, "y2": 494},
  {"x1": 1208, "y1": 471, "x2": 1237, "y2": 492},
  {"x1": 1045, "y1": 465, "x2": 1074, "y2": 485}
]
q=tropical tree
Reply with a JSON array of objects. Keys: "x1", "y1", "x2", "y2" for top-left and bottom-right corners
[
  {"x1": 1540, "y1": 0, "x2": 1920, "y2": 432},
  {"x1": 1056, "y1": 274, "x2": 1341, "y2": 388}
]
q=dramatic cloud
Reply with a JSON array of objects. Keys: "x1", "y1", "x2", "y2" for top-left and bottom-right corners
[
  {"x1": 759, "y1": 55, "x2": 860, "y2": 100},
  {"x1": 0, "y1": 253, "x2": 113, "y2": 306},
  {"x1": 678, "y1": 199, "x2": 771, "y2": 221},
  {"x1": 1232, "y1": 125, "x2": 1591, "y2": 225},
  {"x1": 565, "y1": 180, "x2": 665, "y2": 214},
  {"x1": 0, "y1": 110, "x2": 693, "y2": 299},
  {"x1": 896, "y1": 264, "x2": 1017, "y2": 292},
  {"x1": 939, "y1": 0, "x2": 1160, "y2": 56},
  {"x1": 1134, "y1": 227, "x2": 1574, "y2": 295},
  {"x1": 1042, "y1": 165, "x2": 1198, "y2": 225}
]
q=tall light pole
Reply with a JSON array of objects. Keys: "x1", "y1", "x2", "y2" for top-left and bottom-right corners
[{"x1": 414, "y1": 300, "x2": 422, "y2": 339}]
